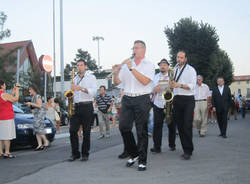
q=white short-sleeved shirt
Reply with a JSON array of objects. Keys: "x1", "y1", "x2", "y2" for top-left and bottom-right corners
[
  {"x1": 194, "y1": 83, "x2": 210, "y2": 100},
  {"x1": 73, "y1": 71, "x2": 97, "y2": 103},
  {"x1": 173, "y1": 64, "x2": 197, "y2": 96},
  {"x1": 118, "y1": 58, "x2": 155, "y2": 94}
]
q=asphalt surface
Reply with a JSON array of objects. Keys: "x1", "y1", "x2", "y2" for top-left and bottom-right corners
[{"x1": 1, "y1": 113, "x2": 250, "y2": 184}]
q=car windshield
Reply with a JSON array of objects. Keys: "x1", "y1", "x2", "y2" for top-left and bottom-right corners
[{"x1": 13, "y1": 104, "x2": 24, "y2": 113}]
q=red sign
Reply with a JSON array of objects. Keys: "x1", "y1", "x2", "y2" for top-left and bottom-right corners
[{"x1": 39, "y1": 55, "x2": 53, "y2": 72}]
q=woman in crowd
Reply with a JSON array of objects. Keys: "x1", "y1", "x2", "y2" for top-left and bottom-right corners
[
  {"x1": 45, "y1": 96, "x2": 60, "y2": 131},
  {"x1": 0, "y1": 80, "x2": 19, "y2": 158},
  {"x1": 26, "y1": 84, "x2": 50, "y2": 151}
]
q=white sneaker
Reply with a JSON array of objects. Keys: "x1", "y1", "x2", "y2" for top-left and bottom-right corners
[
  {"x1": 106, "y1": 134, "x2": 110, "y2": 138},
  {"x1": 98, "y1": 135, "x2": 105, "y2": 139},
  {"x1": 126, "y1": 156, "x2": 139, "y2": 167},
  {"x1": 138, "y1": 164, "x2": 147, "y2": 171}
]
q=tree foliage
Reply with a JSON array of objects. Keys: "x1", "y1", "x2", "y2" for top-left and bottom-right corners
[
  {"x1": 64, "y1": 49, "x2": 109, "y2": 80},
  {"x1": 164, "y1": 17, "x2": 234, "y2": 88},
  {"x1": 0, "y1": 49, "x2": 16, "y2": 89},
  {"x1": 0, "y1": 11, "x2": 15, "y2": 89},
  {"x1": 0, "y1": 11, "x2": 11, "y2": 40}
]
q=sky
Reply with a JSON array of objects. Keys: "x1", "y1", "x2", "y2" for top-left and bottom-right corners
[{"x1": 1, "y1": 0, "x2": 250, "y2": 76}]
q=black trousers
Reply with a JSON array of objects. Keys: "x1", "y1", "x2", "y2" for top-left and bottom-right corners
[
  {"x1": 216, "y1": 108, "x2": 228, "y2": 136},
  {"x1": 69, "y1": 103, "x2": 93, "y2": 157},
  {"x1": 119, "y1": 94, "x2": 151, "y2": 165},
  {"x1": 173, "y1": 95, "x2": 195, "y2": 155},
  {"x1": 153, "y1": 104, "x2": 176, "y2": 149},
  {"x1": 91, "y1": 113, "x2": 99, "y2": 126}
]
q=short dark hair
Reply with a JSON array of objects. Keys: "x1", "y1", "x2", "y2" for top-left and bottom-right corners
[
  {"x1": 76, "y1": 60, "x2": 87, "y2": 65},
  {"x1": 47, "y1": 96, "x2": 53, "y2": 102},
  {"x1": 0, "y1": 80, "x2": 5, "y2": 89},
  {"x1": 134, "y1": 40, "x2": 146, "y2": 48},
  {"x1": 29, "y1": 84, "x2": 40, "y2": 94},
  {"x1": 177, "y1": 50, "x2": 187, "y2": 58},
  {"x1": 99, "y1": 85, "x2": 106, "y2": 90}
]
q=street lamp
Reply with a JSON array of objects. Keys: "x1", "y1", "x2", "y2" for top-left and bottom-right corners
[{"x1": 92, "y1": 36, "x2": 104, "y2": 73}]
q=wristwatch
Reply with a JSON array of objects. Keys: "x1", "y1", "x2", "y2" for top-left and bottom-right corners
[
  {"x1": 180, "y1": 84, "x2": 184, "y2": 88},
  {"x1": 81, "y1": 88, "x2": 86, "y2": 92},
  {"x1": 129, "y1": 66, "x2": 135, "y2": 71}
]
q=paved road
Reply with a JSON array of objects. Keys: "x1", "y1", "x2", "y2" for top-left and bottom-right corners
[{"x1": 0, "y1": 113, "x2": 250, "y2": 184}]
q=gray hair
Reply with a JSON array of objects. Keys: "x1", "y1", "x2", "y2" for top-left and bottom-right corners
[{"x1": 197, "y1": 75, "x2": 203, "y2": 80}]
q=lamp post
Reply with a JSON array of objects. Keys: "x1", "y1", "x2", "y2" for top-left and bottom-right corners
[
  {"x1": 53, "y1": 0, "x2": 56, "y2": 98},
  {"x1": 92, "y1": 36, "x2": 104, "y2": 73},
  {"x1": 60, "y1": 0, "x2": 65, "y2": 101}
]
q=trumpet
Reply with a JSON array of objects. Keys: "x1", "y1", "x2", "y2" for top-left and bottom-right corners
[{"x1": 106, "y1": 53, "x2": 135, "y2": 80}]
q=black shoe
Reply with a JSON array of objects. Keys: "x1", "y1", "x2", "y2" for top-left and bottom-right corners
[
  {"x1": 200, "y1": 134, "x2": 206, "y2": 137},
  {"x1": 218, "y1": 134, "x2": 222, "y2": 137},
  {"x1": 126, "y1": 156, "x2": 138, "y2": 167},
  {"x1": 80, "y1": 156, "x2": 89, "y2": 161},
  {"x1": 169, "y1": 147, "x2": 176, "y2": 151},
  {"x1": 68, "y1": 155, "x2": 80, "y2": 162},
  {"x1": 138, "y1": 164, "x2": 147, "y2": 171},
  {"x1": 118, "y1": 151, "x2": 129, "y2": 159},
  {"x1": 34, "y1": 146, "x2": 44, "y2": 151},
  {"x1": 181, "y1": 154, "x2": 191, "y2": 160},
  {"x1": 150, "y1": 147, "x2": 161, "y2": 153},
  {"x1": 222, "y1": 135, "x2": 227, "y2": 138}
]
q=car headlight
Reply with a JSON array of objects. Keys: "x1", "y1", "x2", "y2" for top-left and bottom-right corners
[{"x1": 17, "y1": 124, "x2": 34, "y2": 129}]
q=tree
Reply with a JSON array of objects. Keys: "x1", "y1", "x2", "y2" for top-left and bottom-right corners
[
  {"x1": 0, "y1": 49, "x2": 16, "y2": 89},
  {"x1": 213, "y1": 49, "x2": 234, "y2": 85},
  {"x1": 0, "y1": 11, "x2": 15, "y2": 89},
  {"x1": 0, "y1": 11, "x2": 11, "y2": 40},
  {"x1": 164, "y1": 17, "x2": 234, "y2": 88},
  {"x1": 64, "y1": 49, "x2": 98, "y2": 80},
  {"x1": 29, "y1": 64, "x2": 43, "y2": 95}
]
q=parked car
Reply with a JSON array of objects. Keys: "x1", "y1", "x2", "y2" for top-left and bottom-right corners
[
  {"x1": 17, "y1": 103, "x2": 32, "y2": 114},
  {"x1": 11, "y1": 105, "x2": 56, "y2": 149},
  {"x1": 247, "y1": 100, "x2": 250, "y2": 110}
]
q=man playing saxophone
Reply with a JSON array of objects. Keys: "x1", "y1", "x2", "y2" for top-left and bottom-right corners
[
  {"x1": 150, "y1": 59, "x2": 177, "y2": 154},
  {"x1": 68, "y1": 60, "x2": 97, "y2": 162}
]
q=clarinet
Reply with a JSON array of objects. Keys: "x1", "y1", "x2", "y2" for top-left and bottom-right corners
[{"x1": 106, "y1": 53, "x2": 135, "y2": 80}]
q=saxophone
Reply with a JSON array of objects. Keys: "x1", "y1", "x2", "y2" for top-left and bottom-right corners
[
  {"x1": 162, "y1": 67, "x2": 174, "y2": 125},
  {"x1": 64, "y1": 69, "x2": 75, "y2": 118}
]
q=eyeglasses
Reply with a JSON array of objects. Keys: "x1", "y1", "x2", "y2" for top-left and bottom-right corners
[{"x1": 131, "y1": 47, "x2": 144, "y2": 50}]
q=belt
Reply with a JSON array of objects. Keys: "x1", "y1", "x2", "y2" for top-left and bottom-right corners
[
  {"x1": 75, "y1": 101, "x2": 92, "y2": 105},
  {"x1": 124, "y1": 92, "x2": 149, "y2": 97},
  {"x1": 195, "y1": 99, "x2": 207, "y2": 102}
]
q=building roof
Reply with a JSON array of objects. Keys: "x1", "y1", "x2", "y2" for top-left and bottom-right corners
[
  {"x1": 0, "y1": 40, "x2": 38, "y2": 72},
  {"x1": 233, "y1": 75, "x2": 250, "y2": 81}
]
